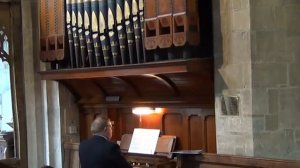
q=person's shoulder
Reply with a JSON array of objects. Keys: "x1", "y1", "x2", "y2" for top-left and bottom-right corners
[
  {"x1": 106, "y1": 141, "x2": 121, "y2": 150},
  {"x1": 79, "y1": 138, "x2": 89, "y2": 148},
  {"x1": 79, "y1": 136, "x2": 96, "y2": 147}
]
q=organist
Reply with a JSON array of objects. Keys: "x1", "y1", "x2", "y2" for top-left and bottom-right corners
[{"x1": 79, "y1": 116, "x2": 132, "y2": 168}]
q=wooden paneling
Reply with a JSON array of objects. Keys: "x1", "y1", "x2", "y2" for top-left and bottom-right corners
[
  {"x1": 141, "y1": 113, "x2": 163, "y2": 130},
  {"x1": 206, "y1": 115, "x2": 216, "y2": 153},
  {"x1": 189, "y1": 115, "x2": 205, "y2": 150},
  {"x1": 81, "y1": 107, "x2": 216, "y2": 152},
  {"x1": 163, "y1": 113, "x2": 184, "y2": 149},
  {"x1": 119, "y1": 110, "x2": 140, "y2": 134}
]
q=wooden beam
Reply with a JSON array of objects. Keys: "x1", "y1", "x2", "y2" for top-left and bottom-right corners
[
  {"x1": 39, "y1": 58, "x2": 210, "y2": 80},
  {"x1": 112, "y1": 77, "x2": 143, "y2": 97}
]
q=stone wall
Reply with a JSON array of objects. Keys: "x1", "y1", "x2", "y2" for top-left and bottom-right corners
[
  {"x1": 214, "y1": 0, "x2": 300, "y2": 160},
  {"x1": 251, "y1": 0, "x2": 300, "y2": 160}
]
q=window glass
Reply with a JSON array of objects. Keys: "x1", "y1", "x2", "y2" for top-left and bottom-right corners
[{"x1": 0, "y1": 25, "x2": 14, "y2": 159}]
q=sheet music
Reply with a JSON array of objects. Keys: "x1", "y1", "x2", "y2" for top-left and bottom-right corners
[{"x1": 128, "y1": 128, "x2": 160, "y2": 154}]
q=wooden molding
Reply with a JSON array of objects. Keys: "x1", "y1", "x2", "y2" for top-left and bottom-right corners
[{"x1": 39, "y1": 58, "x2": 211, "y2": 80}]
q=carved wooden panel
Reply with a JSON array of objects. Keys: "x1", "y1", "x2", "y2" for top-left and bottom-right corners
[
  {"x1": 189, "y1": 115, "x2": 205, "y2": 150},
  {"x1": 39, "y1": 0, "x2": 65, "y2": 61},
  {"x1": 206, "y1": 115, "x2": 216, "y2": 153},
  {"x1": 163, "y1": 113, "x2": 184, "y2": 150}
]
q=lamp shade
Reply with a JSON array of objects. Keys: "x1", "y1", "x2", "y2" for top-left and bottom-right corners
[{"x1": 132, "y1": 107, "x2": 155, "y2": 115}]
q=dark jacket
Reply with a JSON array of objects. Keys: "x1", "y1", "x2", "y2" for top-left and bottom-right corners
[{"x1": 79, "y1": 135, "x2": 132, "y2": 168}]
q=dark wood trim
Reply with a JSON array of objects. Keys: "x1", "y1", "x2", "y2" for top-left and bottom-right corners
[
  {"x1": 146, "y1": 74, "x2": 180, "y2": 97},
  {"x1": 39, "y1": 58, "x2": 211, "y2": 80},
  {"x1": 78, "y1": 96, "x2": 214, "y2": 108},
  {"x1": 178, "y1": 153, "x2": 300, "y2": 168},
  {"x1": 112, "y1": 77, "x2": 142, "y2": 97},
  {"x1": 92, "y1": 79, "x2": 108, "y2": 97}
]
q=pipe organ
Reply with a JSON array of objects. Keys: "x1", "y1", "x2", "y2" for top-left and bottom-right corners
[{"x1": 39, "y1": 0, "x2": 215, "y2": 167}]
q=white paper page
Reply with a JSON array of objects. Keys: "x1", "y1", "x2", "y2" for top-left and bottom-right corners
[{"x1": 128, "y1": 128, "x2": 160, "y2": 154}]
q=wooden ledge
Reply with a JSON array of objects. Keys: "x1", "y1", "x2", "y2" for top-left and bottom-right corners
[{"x1": 39, "y1": 58, "x2": 212, "y2": 80}]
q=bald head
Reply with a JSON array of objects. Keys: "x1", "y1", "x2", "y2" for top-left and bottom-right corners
[
  {"x1": 91, "y1": 116, "x2": 110, "y2": 134},
  {"x1": 90, "y1": 116, "x2": 113, "y2": 139}
]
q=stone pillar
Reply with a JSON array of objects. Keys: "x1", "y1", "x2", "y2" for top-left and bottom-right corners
[
  {"x1": 21, "y1": 0, "x2": 39, "y2": 167},
  {"x1": 46, "y1": 81, "x2": 62, "y2": 167},
  {"x1": 214, "y1": 0, "x2": 253, "y2": 156}
]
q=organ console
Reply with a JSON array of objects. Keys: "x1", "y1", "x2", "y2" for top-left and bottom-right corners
[{"x1": 120, "y1": 134, "x2": 177, "y2": 168}]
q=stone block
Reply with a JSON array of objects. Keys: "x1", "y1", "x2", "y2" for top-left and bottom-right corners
[
  {"x1": 268, "y1": 89, "x2": 279, "y2": 114},
  {"x1": 240, "y1": 117, "x2": 253, "y2": 132},
  {"x1": 281, "y1": 0, "x2": 300, "y2": 5},
  {"x1": 253, "y1": 116, "x2": 265, "y2": 132},
  {"x1": 251, "y1": 7, "x2": 276, "y2": 31},
  {"x1": 252, "y1": 63, "x2": 287, "y2": 87},
  {"x1": 296, "y1": 140, "x2": 300, "y2": 150},
  {"x1": 232, "y1": 0, "x2": 249, "y2": 10},
  {"x1": 217, "y1": 134, "x2": 237, "y2": 155},
  {"x1": 286, "y1": 36, "x2": 300, "y2": 56},
  {"x1": 219, "y1": 63, "x2": 251, "y2": 89},
  {"x1": 279, "y1": 88, "x2": 300, "y2": 128},
  {"x1": 229, "y1": 117, "x2": 243, "y2": 132},
  {"x1": 289, "y1": 63, "x2": 300, "y2": 85},
  {"x1": 233, "y1": 10, "x2": 250, "y2": 31},
  {"x1": 265, "y1": 115, "x2": 278, "y2": 131},
  {"x1": 217, "y1": 133, "x2": 254, "y2": 156},
  {"x1": 296, "y1": 130, "x2": 300, "y2": 139},
  {"x1": 251, "y1": 0, "x2": 282, "y2": 8},
  {"x1": 255, "y1": 31, "x2": 286, "y2": 53},
  {"x1": 252, "y1": 49, "x2": 294, "y2": 63},
  {"x1": 235, "y1": 147, "x2": 245, "y2": 155},
  {"x1": 232, "y1": 0, "x2": 242, "y2": 10},
  {"x1": 216, "y1": 118, "x2": 226, "y2": 134},
  {"x1": 252, "y1": 88, "x2": 268, "y2": 115},
  {"x1": 231, "y1": 31, "x2": 251, "y2": 63},
  {"x1": 254, "y1": 131, "x2": 295, "y2": 159},
  {"x1": 285, "y1": 151, "x2": 300, "y2": 160},
  {"x1": 239, "y1": 90, "x2": 252, "y2": 116},
  {"x1": 283, "y1": 5, "x2": 300, "y2": 33}
]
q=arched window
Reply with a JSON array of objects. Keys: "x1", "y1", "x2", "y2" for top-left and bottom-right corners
[{"x1": 0, "y1": 7, "x2": 15, "y2": 160}]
